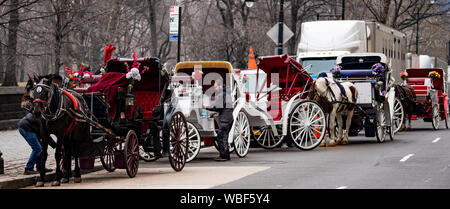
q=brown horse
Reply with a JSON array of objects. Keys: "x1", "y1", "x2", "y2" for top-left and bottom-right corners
[
  {"x1": 393, "y1": 84, "x2": 416, "y2": 131},
  {"x1": 24, "y1": 75, "x2": 91, "y2": 187}
]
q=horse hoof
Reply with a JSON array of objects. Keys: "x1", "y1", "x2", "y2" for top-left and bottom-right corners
[
  {"x1": 61, "y1": 178, "x2": 70, "y2": 184},
  {"x1": 74, "y1": 177, "x2": 82, "y2": 184},
  {"x1": 35, "y1": 181, "x2": 45, "y2": 187},
  {"x1": 51, "y1": 181, "x2": 61, "y2": 187},
  {"x1": 342, "y1": 140, "x2": 349, "y2": 145},
  {"x1": 329, "y1": 141, "x2": 337, "y2": 146}
]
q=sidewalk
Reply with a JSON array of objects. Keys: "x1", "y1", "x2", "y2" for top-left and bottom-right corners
[{"x1": 0, "y1": 130, "x2": 101, "y2": 189}]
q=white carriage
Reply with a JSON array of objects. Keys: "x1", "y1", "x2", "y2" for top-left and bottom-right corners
[
  {"x1": 334, "y1": 53, "x2": 396, "y2": 142},
  {"x1": 170, "y1": 62, "x2": 251, "y2": 162},
  {"x1": 236, "y1": 55, "x2": 327, "y2": 151}
]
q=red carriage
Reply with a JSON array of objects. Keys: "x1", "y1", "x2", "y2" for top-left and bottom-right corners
[
  {"x1": 72, "y1": 57, "x2": 189, "y2": 178},
  {"x1": 405, "y1": 68, "x2": 449, "y2": 130}
]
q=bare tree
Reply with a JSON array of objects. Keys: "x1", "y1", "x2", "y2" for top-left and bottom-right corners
[{"x1": 2, "y1": 0, "x2": 20, "y2": 86}]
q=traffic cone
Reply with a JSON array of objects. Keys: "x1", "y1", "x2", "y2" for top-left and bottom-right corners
[{"x1": 248, "y1": 46, "x2": 257, "y2": 70}]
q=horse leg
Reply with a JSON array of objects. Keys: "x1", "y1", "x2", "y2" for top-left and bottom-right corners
[
  {"x1": 336, "y1": 112, "x2": 344, "y2": 144},
  {"x1": 320, "y1": 115, "x2": 329, "y2": 147},
  {"x1": 342, "y1": 109, "x2": 354, "y2": 145},
  {"x1": 329, "y1": 107, "x2": 338, "y2": 146},
  {"x1": 61, "y1": 141, "x2": 72, "y2": 184},
  {"x1": 36, "y1": 142, "x2": 48, "y2": 187},
  {"x1": 73, "y1": 142, "x2": 82, "y2": 184}
]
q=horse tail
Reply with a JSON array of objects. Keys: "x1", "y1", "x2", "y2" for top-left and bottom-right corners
[{"x1": 347, "y1": 85, "x2": 358, "y2": 111}]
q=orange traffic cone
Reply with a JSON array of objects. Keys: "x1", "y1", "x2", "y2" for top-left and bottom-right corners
[{"x1": 248, "y1": 46, "x2": 257, "y2": 70}]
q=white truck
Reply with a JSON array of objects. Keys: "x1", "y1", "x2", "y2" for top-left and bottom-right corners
[{"x1": 297, "y1": 20, "x2": 407, "y2": 81}]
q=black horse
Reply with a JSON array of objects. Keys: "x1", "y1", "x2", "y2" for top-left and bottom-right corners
[
  {"x1": 393, "y1": 84, "x2": 416, "y2": 131},
  {"x1": 24, "y1": 74, "x2": 91, "y2": 187}
]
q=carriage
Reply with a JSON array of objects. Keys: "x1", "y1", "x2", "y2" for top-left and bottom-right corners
[
  {"x1": 238, "y1": 55, "x2": 327, "y2": 150},
  {"x1": 404, "y1": 68, "x2": 449, "y2": 129},
  {"x1": 170, "y1": 61, "x2": 250, "y2": 162},
  {"x1": 73, "y1": 57, "x2": 189, "y2": 178},
  {"x1": 333, "y1": 53, "x2": 396, "y2": 143}
]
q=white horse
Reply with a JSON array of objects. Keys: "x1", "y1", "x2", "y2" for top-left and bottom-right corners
[{"x1": 308, "y1": 77, "x2": 358, "y2": 146}]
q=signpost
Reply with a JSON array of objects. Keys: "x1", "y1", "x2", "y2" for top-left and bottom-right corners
[
  {"x1": 170, "y1": 6, "x2": 182, "y2": 62},
  {"x1": 266, "y1": 23, "x2": 293, "y2": 55}
]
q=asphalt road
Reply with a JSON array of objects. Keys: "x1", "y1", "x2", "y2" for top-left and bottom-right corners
[{"x1": 28, "y1": 119, "x2": 450, "y2": 189}]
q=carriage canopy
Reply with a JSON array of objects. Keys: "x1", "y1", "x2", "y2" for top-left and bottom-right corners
[{"x1": 256, "y1": 55, "x2": 312, "y2": 101}]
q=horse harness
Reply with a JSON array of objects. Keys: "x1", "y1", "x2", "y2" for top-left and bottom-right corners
[{"x1": 323, "y1": 78, "x2": 351, "y2": 112}]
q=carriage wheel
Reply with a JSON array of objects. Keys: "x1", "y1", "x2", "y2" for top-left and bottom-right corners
[
  {"x1": 393, "y1": 98, "x2": 405, "y2": 134},
  {"x1": 432, "y1": 104, "x2": 440, "y2": 130},
  {"x1": 169, "y1": 112, "x2": 189, "y2": 172},
  {"x1": 233, "y1": 112, "x2": 251, "y2": 158},
  {"x1": 139, "y1": 146, "x2": 159, "y2": 162},
  {"x1": 186, "y1": 122, "x2": 201, "y2": 163},
  {"x1": 252, "y1": 125, "x2": 284, "y2": 149},
  {"x1": 445, "y1": 111, "x2": 449, "y2": 129},
  {"x1": 100, "y1": 140, "x2": 116, "y2": 172},
  {"x1": 289, "y1": 101, "x2": 326, "y2": 151},
  {"x1": 375, "y1": 109, "x2": 387, "y2": 143},
  {"x1": 124, "y1": 130, "x2": 139, "y2": 178}
]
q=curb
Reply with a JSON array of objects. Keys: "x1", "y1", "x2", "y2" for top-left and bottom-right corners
[{"x1": 0, "y1": 165, "x2": 104, "y2": 189}]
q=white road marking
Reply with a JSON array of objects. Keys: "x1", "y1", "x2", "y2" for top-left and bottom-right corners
[
  {"x1": 432, "y1": 137, "x2": 441, "y2": 143},
  {"x1": 400, "y1": 154, "x2": 415, "y2": 162},
  {"x1": 336, "y1": 186, "x2": 348, "y2": 189}
]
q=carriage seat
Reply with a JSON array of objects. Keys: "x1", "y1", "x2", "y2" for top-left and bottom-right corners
[
  {"x1": 134, "y1": 91, "x2": 160, "y2": 121},
  {"x1": 339, "y1": 70, "x2": 374, "y2": 77}
]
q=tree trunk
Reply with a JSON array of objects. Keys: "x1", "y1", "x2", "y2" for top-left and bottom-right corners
[
  {"x1": 148, "y1": 0, "x2": 158, "y2": 57},
  {"x1": 2, "y1": 0, "x2": 19, "y2": 86},
  {"x1": 106, "y1": 0, "x2": 125, "y2": 44},
  {"x1": 380, "y1": 0, "x2": 391, "y2": 24},
  {"x1": 54, "y1": 9, "x2": 63, "y2": 75},
  {"x1": 0, "y1": 42, "x2": 4, "y2": 82},
  {"x1": 289, "y1": 0, "x2": 300, "y2": 56}
]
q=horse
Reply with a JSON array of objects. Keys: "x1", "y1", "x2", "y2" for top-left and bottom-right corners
[
  {"x1": 25, "y1": 74, "x2": 91, "y2": 187},
  {"x1": 393, "y1": 84, "x2": 416, "y2": 131},
  {"x1": 308, "y1": 77, "x2": 358, "y2": 146}
]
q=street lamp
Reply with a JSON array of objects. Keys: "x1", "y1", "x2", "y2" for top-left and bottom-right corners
[
  {"x1": 245, "y1": 0, "x2": 254, "y2": 8},
  {"x1": 245, "y1": 0, "x2": 284, "y2": 55}
]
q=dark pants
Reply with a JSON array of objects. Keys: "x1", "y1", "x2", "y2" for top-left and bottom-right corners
[
  {"x1": 18, "y1": 128, "x2": 42, "y2": 170},
  {"x1": 217, "y1": 109, "x2": 233, "y2": 159}
]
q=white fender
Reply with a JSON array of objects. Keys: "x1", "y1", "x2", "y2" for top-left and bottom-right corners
[
  {"x1": 387, "y1": 87, "x2": 396, "y2": 121},
  {"x1": 281, "y1": 94, "x2": 303, "y2": 136}
]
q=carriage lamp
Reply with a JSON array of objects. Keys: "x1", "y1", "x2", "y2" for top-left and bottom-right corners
[
  {"x1": 0, "y1": 150, "x2": 4, "y2": 175},
  {"x1": 125, "y1": 95, "x2": 136, "y2": 106}
]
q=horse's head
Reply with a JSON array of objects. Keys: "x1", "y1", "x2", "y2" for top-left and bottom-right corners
[
  {"x1": 21, "y1": 74, "x2": 40, "y2": 112},
  {"x1": 308, "y1": 78, "x2": 330, "y2": 99},
  {"x1": 30, "y1": 79, "x2": 56, "y2": 120}
]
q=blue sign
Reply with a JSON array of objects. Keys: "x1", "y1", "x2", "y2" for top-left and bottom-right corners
[{"x1": 170, "y1": 35, "x2": 179, "y2": 42}]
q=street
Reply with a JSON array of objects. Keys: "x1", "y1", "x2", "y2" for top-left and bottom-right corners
[{"x1": 20, "y1": 119, "x2": 450, "y2": 189}]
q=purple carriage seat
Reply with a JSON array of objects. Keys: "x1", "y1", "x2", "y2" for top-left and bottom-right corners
[{"x1": 339, "y1": 70, "x2": 374, "y2": 77}]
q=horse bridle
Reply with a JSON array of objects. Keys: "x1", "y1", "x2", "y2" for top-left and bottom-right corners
[{"x1": 31, "y1": 83, "x2": 66, "y2": 121}]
